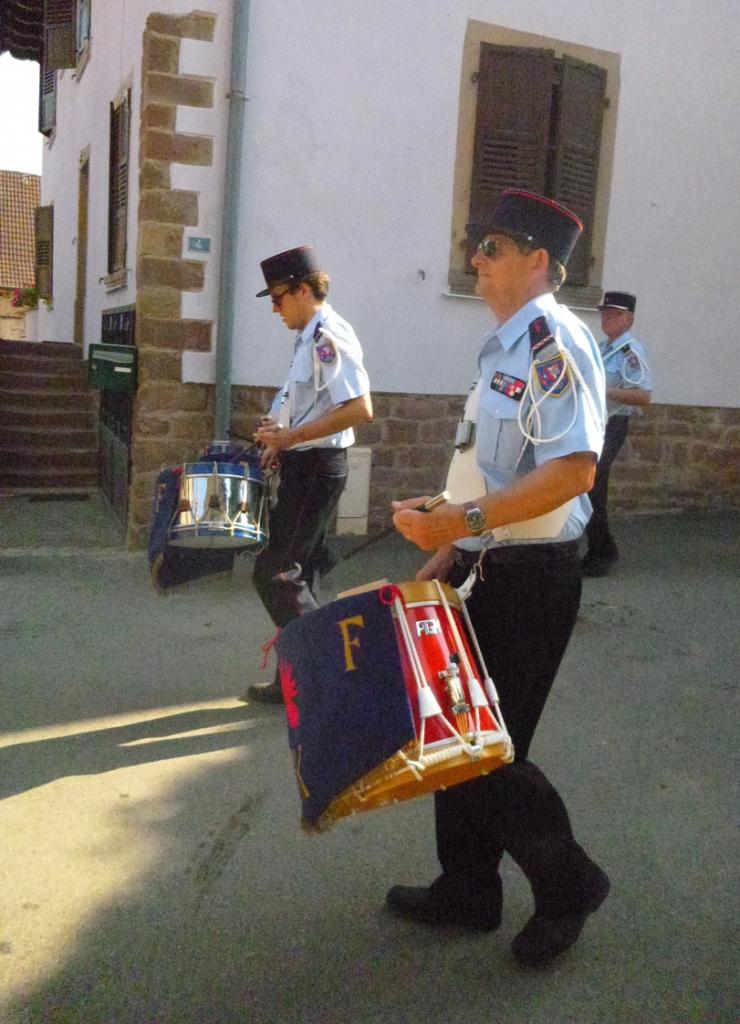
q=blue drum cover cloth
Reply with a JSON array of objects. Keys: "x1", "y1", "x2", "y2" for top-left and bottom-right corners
[{"x1": 276, "y1": 589, "x2": 415, "y2": 827}]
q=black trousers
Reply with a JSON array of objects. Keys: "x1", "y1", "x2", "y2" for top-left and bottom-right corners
[
  {"x1": 253, "y1": 447, "x2": 348, "y2": 629},
  {"x1": 585, "y1": 414, "x2": 629, "y2": 558},
  {"x1": 434, "y1": 542, "x2": 603, "y2": 917}
]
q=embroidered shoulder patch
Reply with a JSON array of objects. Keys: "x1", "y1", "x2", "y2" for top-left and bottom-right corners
[
  {"x1": 528, "y1": 315, "x2": 555, "y2": 356},
  {"x1": 535, "y1": 356, "x2": 570, "y2": 396},
  {"x1": 316, "y1": 341, "x2": 336, "y2": 364},
  {"x1": 491, "y1": 371, "x2": 526, "y2": 401},
  {"x1": 314, "y1": 324, "x2": 338, "y2": 363}
]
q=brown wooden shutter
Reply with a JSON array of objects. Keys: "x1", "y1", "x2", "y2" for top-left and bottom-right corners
[
  {"x1": 35, "y1": 205, "x2": 54, "y2": 300},
  {"x1": 550, "y1": 57, "x2": 607, "y2": 286},
  {"x1": 468, "y1": 44, "x2": 554, "y2": 249},
  {"x1": 108, "y1": 91, "x2": 130, "y2": 274},
  {"x1": 44, "y1": 0, "x2": 77, "y2": 69},
  {"x1": 38, "y1": 62, "x2": 57, "y2": 136}
]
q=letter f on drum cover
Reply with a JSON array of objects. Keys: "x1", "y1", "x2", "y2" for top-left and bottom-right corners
[{"x1": 338, "y1": 615, "x2": 365, "y2": 672}]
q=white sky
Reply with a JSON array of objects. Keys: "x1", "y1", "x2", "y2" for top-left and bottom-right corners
[{"x1": 0, "y1": 53, "x2": 43, "y2": 175}]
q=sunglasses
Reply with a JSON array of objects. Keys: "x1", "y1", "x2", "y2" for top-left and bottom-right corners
[
  {"x1": 477, "y1": 233, "x2": 535, "y2": 258},
  {"x1": 270, "y1": 288, "x2": 291, "y2": 308}
]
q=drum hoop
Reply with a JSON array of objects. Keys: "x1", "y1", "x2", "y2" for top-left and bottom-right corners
[{"x1": 396, "y1": 580, "x2": 461, "y2": 610}]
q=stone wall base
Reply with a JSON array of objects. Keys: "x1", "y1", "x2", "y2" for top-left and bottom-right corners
[
  {"x1": 234, "y1": 389, "x2": 740, "y2": 534},
  {"x1": 126, "y1": 382, "x2": 739, "y2": 548}
]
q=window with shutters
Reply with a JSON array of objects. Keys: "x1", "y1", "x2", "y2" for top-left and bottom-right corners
[
  {"x1": 38, "y1": 61, "x2": 57, "y2": 137},
  {"x1": 35, "y1": 206, "x2": 54, "y2": 301},
  {"x1": 107, "y1": 90, "x2": 131, "y2": 282},
  {"x1": 43, "y1": 0, "x2": 77, "y2": 70},
  {"x1": 449, "y1": 24, "x2": 620, "y2": 307},
  {"x1": 76, "y1": 0, "x2": 92, "y2": 56}
]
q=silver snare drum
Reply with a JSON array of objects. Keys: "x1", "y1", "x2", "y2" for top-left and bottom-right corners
[{"x1": 168, "y1": 459, "x2": 269, "y2": 549}]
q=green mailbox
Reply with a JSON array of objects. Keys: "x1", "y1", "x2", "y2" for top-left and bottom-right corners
[{"x1": 88, "y1": 343, "x2": 138, "y2": 393}]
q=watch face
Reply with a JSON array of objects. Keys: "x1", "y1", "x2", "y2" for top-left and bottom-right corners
[{"x1": 465, "y1": 505, "x2": 486, "y2": 534}]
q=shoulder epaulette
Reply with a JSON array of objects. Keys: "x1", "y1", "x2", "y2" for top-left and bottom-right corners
[{"x1": 528, "y1": 315, "x2": 554, "y2": 356}]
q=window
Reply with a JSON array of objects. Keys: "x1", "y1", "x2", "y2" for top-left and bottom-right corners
[
  {"x1": 449, "y1": 24, "x2": 619, "y2": 305},
  {"x1": 43, "y1": 0, "x2": 77, "y2": 69},
  {"x1": 38, "y1": 62, "x2": 57, "y2": 136},
  {"x1": 107, "y1": 90, "x2": 131, "y2": 278},
  {"x1": 468, "y1": 45, "x2": 605, "y2": 288},
  {"x1": 76, "y1": 0, "x2": 92, "y2": 56},
  {"x1": 35, "y1": 205, "x2": 54, "y2": 301}
]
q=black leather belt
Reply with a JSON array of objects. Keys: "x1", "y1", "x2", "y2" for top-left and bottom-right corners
[{"x1": 454, "y1": 539, "x2": 580, "y2": 568}]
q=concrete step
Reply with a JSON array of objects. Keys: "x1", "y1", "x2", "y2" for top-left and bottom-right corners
[
  {"x1": 0, "y1": 340, "x2": 83, "y2": 359},
  {"x1": 0, "y1": 484, "x2": 98, "y2": 499},
  {"x1": 0, "y1": 467, "x2": 99, "y2": 488},
  {"x1": 0, "y1": 352, "x2": 89, "y2": 375},
  {"x1": 0, "y1": 406, "x2": 96, "y2": 429},
  {"x1": 0, "y1": 368, "x2": 87, "y2": 391},
  {"x1": 2, "y1": 424, "x2": 97, "y2": 449},
  {"x1": 0, "y1": 388, "x2": 97, "y2": 409},
  {"x1": 1, "y1": 446, "x2": 98, "y2": 469}
]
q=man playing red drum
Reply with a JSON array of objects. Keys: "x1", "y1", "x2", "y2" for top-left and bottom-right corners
[{"x1": 389, "y1": 189, "x2": 611, "y2": 967}]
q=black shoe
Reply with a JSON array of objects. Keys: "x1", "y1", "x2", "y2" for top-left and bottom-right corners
[
  {"x1": 581, "y1": 552, "x2": 618, "y2": 577},
  {"x1": 243, "y1": 680, "x2": 284, "y2": 705},
  {"x1": 511, "y1": 870, "x2": 610, "y2": 966},
  {"x1": 386, "y1": 884, "x2": 501, "y2": 932}
]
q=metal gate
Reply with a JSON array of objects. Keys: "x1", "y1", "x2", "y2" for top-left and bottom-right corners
[{"x1": 94, "y1": 306, "x2": 136, "y2": 528}]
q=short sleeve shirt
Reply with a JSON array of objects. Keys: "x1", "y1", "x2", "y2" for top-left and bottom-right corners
[
  {"x1": 600, "y1": 331, "x2": 653, "y2": 418},
  {"x1": 268, "y1": 302, "x2": 370, "y2": 449},
  {"x1": 456, "y1": 292, "x2": 606, "y2": 550}
]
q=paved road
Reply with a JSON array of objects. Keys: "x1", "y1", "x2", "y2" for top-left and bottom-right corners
[{"x1": 0, "y1": 500, "x2": 738, "y2": 1023}]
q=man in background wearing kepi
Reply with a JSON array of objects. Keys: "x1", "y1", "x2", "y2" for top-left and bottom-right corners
[
  {"x1": 582, "y1": 291, "x2": 653, "y2": 576},
  {"x1": 246, "y1": 246, "x2": 372, "y2": 703}
]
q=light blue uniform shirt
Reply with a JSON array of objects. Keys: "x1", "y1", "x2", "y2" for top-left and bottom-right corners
[
  {"x1": 456, "y1": 292, "x2": 606, "y2": 551},
  {"x1": 600, "y1": 331, "x2": 653, "y2": 418},
  {"x1": 268, "y1": 302, "x2": 370, "y2": 449}
]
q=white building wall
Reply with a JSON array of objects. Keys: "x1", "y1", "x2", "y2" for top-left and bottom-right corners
[
  {"x1": 41, "y1": 0, "x2": 739, "y2": 408},
  {"x1": 39, "y1": 0, "x2": 230, "y2": 354},
  {"x1": 231, "y1": 0, "x2": 739, "y2": 408}
]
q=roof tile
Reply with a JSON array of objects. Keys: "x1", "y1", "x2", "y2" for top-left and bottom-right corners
[{"x1": 0, "y1": 169, "x2": 41, "y2": 290}]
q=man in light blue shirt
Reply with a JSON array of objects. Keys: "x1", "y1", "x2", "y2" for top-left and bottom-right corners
[
  {"x1": 388, "y1": 190, "x2": 610, "y2": 968},
  {"x1": 583, "y1": 291, "x2": 653, "y2": 576},
  {"x1": 246, "y1": 246, "x2": 372, "y2": 703}
]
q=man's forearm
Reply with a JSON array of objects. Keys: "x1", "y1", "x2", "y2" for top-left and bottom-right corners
[
  {"x1": 607, "y1": 386, "x2": 651, "y2": 406},
  {"x1": 289, "y1": 394, "x2": 373, "y2": 446},
  {"x1": 393, "y1": 452, "x2": 597, "y2": 551}
]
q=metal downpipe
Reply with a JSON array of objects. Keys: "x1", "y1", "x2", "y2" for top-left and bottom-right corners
[{"x1": 213, "y1": 0, "x2": 251, "y2": 439}]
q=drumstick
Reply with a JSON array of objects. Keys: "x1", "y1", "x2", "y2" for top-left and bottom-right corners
[{"x1": 341, "y1": 491, "x2": 451, "y2": 559}]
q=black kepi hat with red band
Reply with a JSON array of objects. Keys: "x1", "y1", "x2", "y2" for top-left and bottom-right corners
[
  {"x1": 256, "y1": 245, "x2": 322, "y2": 297},
  {"x1": 489, "y1": 189, "x2": 583, "y2": 267},
  {"x1": 598, "y1": 291, "x2": 637, "y2": 313}
]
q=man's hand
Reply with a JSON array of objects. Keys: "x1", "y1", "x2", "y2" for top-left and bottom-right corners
[
  {"x1": 416, "y1": 544, "x2": 456, "y2": 582},
  {"x1": 392, "y1": 496, "x2": 465, "y2": 551},
  {"x1": 255, "y1": 421, "x2": 296, "y2": 452},
  {"x1": 259, "y1": 443, "x2": 281, "y2": 470}
]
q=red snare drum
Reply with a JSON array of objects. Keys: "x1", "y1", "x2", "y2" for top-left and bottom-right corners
[{"x1": 328, "y1": 579, "x2": 513, "y2": 819}]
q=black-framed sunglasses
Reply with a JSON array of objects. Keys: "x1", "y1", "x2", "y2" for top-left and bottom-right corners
[
  {"x1": 477, "y1": 238, "x2": 500, "y2": 258},
  {"x1": 477, "y1": 232, "x2": 535, "y2": 258},
  {"x1": 270, "y1": 288, "x2": 291, "y2": 308}
]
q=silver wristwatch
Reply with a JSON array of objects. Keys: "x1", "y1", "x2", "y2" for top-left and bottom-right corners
[{"x1": 463, "y1": 501, "x2": 487, "y2": 535}]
